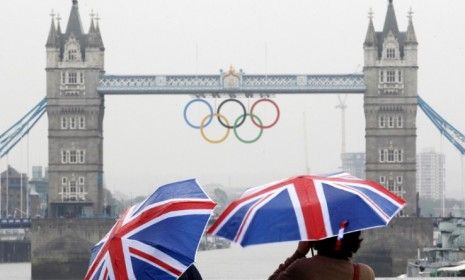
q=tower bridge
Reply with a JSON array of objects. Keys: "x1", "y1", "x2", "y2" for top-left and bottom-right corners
[
  {"x1": 43, "y1": 0, "x2": 420, "y2": 218},
  {"x1": 2, "y1": 0, "x2": 463, "y2": 221}
]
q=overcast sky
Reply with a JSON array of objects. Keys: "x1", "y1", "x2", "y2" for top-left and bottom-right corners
[{"x1": 0, "y1": 0, "x2": 464, "y2": 199}]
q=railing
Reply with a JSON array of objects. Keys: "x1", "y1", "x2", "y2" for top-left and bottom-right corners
[{"x1": 0, "y1": 218, "x2": 31, "y2": 228}]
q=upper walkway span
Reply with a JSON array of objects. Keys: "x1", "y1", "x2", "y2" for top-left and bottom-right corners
[{"x1": 98, "y1": 73, "x2": 366, "y2": 95}]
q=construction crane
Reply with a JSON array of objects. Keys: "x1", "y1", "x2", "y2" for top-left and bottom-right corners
[{"x1": 335, "y1": 95, "x2": 348, "y2": 157}]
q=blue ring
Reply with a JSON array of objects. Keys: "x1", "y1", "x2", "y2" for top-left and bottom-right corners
[{"x1": 183, "y1": 99, "x2": 214, "y2": 129}]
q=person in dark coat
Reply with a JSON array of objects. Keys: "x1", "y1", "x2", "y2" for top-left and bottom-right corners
[
  {"x1": 179, "y1": 264, "x2": 203, "y2": 280},
  {"x1": 269, "y1": 231, "x2": 375, "y2": 280}
]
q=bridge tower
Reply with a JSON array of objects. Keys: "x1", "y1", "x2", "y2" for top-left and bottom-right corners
[
  {"x1": 45, "y1": 0, "x2": 105, "y2": 218},
  {"x1": 364, "y1": 0, "x2": 418, "y2": 216}
]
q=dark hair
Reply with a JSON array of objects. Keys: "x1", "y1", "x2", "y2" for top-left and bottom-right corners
[
  {"x1": 179, "y1": 265, "x2": 203, "y2": 280},
  {"x1": 314, "y1": 231, "x2": 363, "y2": 259}
]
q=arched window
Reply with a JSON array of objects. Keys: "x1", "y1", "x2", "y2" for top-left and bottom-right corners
[
  {"x1": 388, "y1": 116, "x2": 395, "y2": 128},
  {"x1": 397, "y1": 115, "x2": 403, "y2": 128},
  {"x1": 78, "y1": 116, "x2": 85, "y2": 129},
  {"x1": 64, "y1": 36, "x2": 82, "y2": 62},
  {"x1": 394, "y1": 150, "x2": 399, "y2": 162},
  {"x1": 387, "y1": 48, "x2": 396, "y2": 59},
  {"x1": 379, "y1": 176, "x2": 386, "y2": 185},
  {"x1": 387, "y1": 149, "x2": 394, "y2": 162},
  {"x1": 61, "y1": 117, "x2": 68, "y2": 129},
  {"x1": 379, "y1": 115, "x2": 386, "y2": 128},
  {"x1": 78, "y1": 150, "x2": 86, "y2": 163},
  {"x1": 69, "y1": 116, "x2": 76, "y2": 129},
  {"x1": 387, "y1": 71, "x2": 396, "y2": 83},
  {"x1": 379, "y1": 150, "x2": 385, "y2": 162},
  {"x1": 61, "y1": 150, "x2": 68, "y2": 163},
  {"x1": 68, "y1": 49, "x2": 78, "y2": 61}
]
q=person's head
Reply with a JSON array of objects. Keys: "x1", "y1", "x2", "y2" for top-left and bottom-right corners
[
  {"x1": 314, "y1": 230, "x2": 363, "y2": 260},
  {"x1": 179, "y1": 265, "x2": 203, "y2": 280}
]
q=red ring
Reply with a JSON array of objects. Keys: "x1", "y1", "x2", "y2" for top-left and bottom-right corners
[{"x1": 250, "y1": 98, "x2": 280, "y2": 129}]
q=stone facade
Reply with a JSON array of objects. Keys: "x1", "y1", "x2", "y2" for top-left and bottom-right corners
[
  {"x1": 46, "y1": 0, "x2": 105, "y2": 218},
  {"x1": 31, "y1": 218, "x2": 114, "y2": 280},
  {"x1": 363, "y1": 1, "x2": 418, "y2": 216},
  {"x1": 355, "y1": 217, "x2": 433, "y2": 277}
]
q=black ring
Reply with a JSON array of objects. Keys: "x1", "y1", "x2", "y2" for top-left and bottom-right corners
[{"x1": 216, "y1": 99, "x2": 247, "y2": 129}]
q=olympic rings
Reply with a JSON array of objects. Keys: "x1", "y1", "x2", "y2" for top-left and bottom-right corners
[
  {"x1": 183, "y1": 99, "x2": 213, "y2": 129},
  {"x1": 183, "y1": 98, "x2": 280, "y2": 143},
  {"x1": 233, "y1": 113, "x2": 263, "y2": 144},
  {"x1": 250, "y1": 98, "x2": 280, "y2": 129},
  {"x1": 200, "y1": 113, "x2": 230, "y2": 144},
  {"x1": 216, "y1": 99, "x2": 247, "y2": 129}
]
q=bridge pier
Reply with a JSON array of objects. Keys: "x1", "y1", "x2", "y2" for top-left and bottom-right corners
[
  {"x1": 355, "y1": 217, "x2": 434, "y2": 277},
  {"x1": 31, "y1": 218, "x2": 114, "y2": 280}
]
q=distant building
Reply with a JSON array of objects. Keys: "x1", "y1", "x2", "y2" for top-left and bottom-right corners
[
  {"x1": 416, "y1": 148, "x2": 445, "y2": 200},
  {"x1": 0, "y1": 166, "x2": 28, "y2": 218},
  {"x1": 341, "y1": 152, "x2": 366, "y2": 179},
  {"x1": 29, "y1": 166, "x2": 49, "y2": 217}
]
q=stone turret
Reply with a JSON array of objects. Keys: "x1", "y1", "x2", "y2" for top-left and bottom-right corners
[
  {"x1": 86, "y1": 17, "x2": 105, "y2": 68},
  {"x1": 46, "y1": 0, "x2": 105, "y2": 218},
  {"x1": 404, "y1": 9, "x2": 418, "y2": 65},
  {"x1": 45, "y1": 14, "x2": 60, "y2": 68},
  {"x1": 364, "y1": 10, "x2": 378, "y2": 66}
]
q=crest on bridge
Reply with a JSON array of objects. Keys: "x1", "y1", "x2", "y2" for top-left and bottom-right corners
[{"x1": 223, "y1": 65, "x2": 241, "y2": 89}]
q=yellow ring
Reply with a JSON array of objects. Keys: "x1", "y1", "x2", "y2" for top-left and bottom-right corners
[{"x1": 200, "y1": 113, "x2": 230, "y2": 144}]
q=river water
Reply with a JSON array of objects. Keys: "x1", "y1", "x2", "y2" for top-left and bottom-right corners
[
  {"x1": 0, "y1": 243, "x2": 461, "y2": 279},
  {"x1": 0, "y1": 242, "x2": 294, "y2": 280}
]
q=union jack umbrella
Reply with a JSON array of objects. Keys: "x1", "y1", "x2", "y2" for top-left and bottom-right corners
[
  {"x1": 84, "y1": 179, "x2": 216, "y2": 280},
  {"x1": 207, "y1": 172, "x2": 406, "y2": 246}
]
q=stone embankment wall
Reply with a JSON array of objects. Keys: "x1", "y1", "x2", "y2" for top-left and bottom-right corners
[
  {"x1": 0, "y1": 240, "x2": 30, "y2": 262},
  {"x1": 31, "y1": 218, "x2": 114, "y2": 280},
  {"x1": 355, "y1": 217, "x2": 434, "y2": 277}
]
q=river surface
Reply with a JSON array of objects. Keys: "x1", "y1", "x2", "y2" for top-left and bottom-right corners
[
  {"x1": 0, "y1": 242, "x2": 294, "y2": 280},
  {"x1": 0, "y1": 243, "x2": 461, "y2": 279}
]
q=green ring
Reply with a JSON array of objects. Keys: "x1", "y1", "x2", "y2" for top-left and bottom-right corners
[{"x1": 233, "y1": 113, "x2": 264, "y2": 144}]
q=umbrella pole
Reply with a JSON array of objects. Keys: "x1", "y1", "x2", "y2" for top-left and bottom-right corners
[{"x1": 311, "y1": 247, "x2": 314, "y2": 257}]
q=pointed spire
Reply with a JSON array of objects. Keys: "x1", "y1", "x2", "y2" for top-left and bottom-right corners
[
  {"x1": 46, "y1": 11, "x2": 59, "y2": 48},
  {"x1": 382, "y1": 0, "x2": 399, "y2": 38},
  {"x1": 87, "y1": 12, "x2": 104, "y2": 50},
  {"x1": 88, "y1": 10, "x2": 96, "y2": 33},
  {"x1": 405, "y1": 8, "x2": 418, "y2": 44},
  {"x1": 65, "y1": 0, "x2": 84, "y2": 36},
  {"x1": 364, "y1": 8, "x2": 377, "y2": 47},
  {"x1": 95, "y1": 13, "x2": 101, "y2": 33},
  {"x1": 56, "y1": 13, "x2": 62, "y2": 34},
  {"x1": 95, "y1": 13, "x2": 104, "y2": 50}
]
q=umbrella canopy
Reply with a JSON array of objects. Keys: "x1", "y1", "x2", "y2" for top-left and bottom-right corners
[
  {"x1": 85, "y1": 179, "x2": 216, "y2": 280},
  {"x1": 207, "y1": 172, "x2": 406, "y2": 247}
]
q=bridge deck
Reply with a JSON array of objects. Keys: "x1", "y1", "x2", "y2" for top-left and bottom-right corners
[{"x1": 98, "y1": 73, "x2": 366, "y2": 95}]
